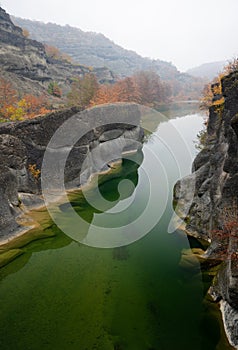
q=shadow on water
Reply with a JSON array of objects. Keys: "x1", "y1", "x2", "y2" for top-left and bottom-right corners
[{"x1": 0, "y1": 104, "x2": 233, "y2": 350}]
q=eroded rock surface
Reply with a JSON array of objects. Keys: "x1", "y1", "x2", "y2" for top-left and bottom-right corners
[
  {"x1": 174, "y1": 71, "x2": 238, "y2": 348},
  {"x1": 0, "y1": 103, "x2": 144, "y2": 240}
]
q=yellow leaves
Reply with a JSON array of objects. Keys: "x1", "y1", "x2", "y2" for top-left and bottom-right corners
[
  {"x1": 5, "y1": 105, "x2": 24, "y2": 121},
  {"x1": 28, "y1": 164, "x2": 41, "y2": 181},
  {"x1": 201, "y1": 57, "x2": 238, "y2": 110},
  {"x1": 211, "y1": 82, "x2": 222, "y2": 96},
  {"x1": 213, "y1": 97, "x2": 225, "y2": 106},
  {"x1": 0, "y1": 78, "x2": 51, "y2": 121},
  {"x1": 3, "y1": 95, "x2": 50, "y2": 121}
]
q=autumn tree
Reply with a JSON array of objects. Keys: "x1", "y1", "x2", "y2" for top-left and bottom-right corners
[
  {"x1": 23, "y1": 94, "x2": 50, "y2": 118},
  {"x1": 113, "y1": 77, "x2": 140, "y2": 103},
  {"x1": 200, "y1": 83, "x2": 214, "y2": 109},
  {"x1": 48, "y1": 81, "x2": 62, "y2": 98},
  {"x1": 0, "y1": 78, "x2": 52, "y2": 122},
  {"x1": 90, "y1": 84, "x2": 120, "y2": 106},
  {"x1": 91, "y1": 71, "x2": 171, "y2": 107},
  {"x1": 45, "y1": 44, "x2": 72, "y2": 63},
  {"x1": 22, "y1": 28, "x2": 30, "y2": 38},
  {"x1": 0, "y1": 78, "x2": 18, "y2": 119},
  {"x1": 67, "y1": 73, "x2": 99, "y2": 109},
  {"x1": 1, "y1": 90, "x2": 50, "y2": 121},
  {"x1": 133, "y1": 70, "x2": 164, "y2": 106},
  {"x1": 0, "y1": 78, "x2": 17, "y2": 107},
  {"x1": 200, "y1": 58, "x2": 238, "y2": 110},
  {"x1": 67, "y1": 70, "x2": 172, "y2": 109}
]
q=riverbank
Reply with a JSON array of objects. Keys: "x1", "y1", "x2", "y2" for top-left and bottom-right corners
[
  {"x1": 0, "y1": 103, "x2": 144, "y2": 263},
  {"x1": 174, "y1": 71, "x2": 238, "y2": 349},
  {"x1": 0, "y1": 106, "x2": 232, "y2": 350},
  {"x1": 0, "y1": 172, "x2": 114, "y2": 267}
]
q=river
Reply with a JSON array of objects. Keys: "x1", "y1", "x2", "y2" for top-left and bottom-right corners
[{"x1": 0, "y1": 103, "x2": 233, "y2": 350}]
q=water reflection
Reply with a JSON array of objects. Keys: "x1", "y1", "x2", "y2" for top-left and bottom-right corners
[{"x1": 0, "y1": 104, "x2": 232, "y2": 350}]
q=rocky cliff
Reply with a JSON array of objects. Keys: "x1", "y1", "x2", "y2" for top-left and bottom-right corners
[
  {"x1": 0, "y1": 103, "x2": 143, "y2": 242},
  {"x1": 11, "y1": 15, "x2": 205, "y2": 99},
  {"x1": 175, "y1": 71, "x2": 238, "y2": 348},
  {"x1": 0, "y1": 7, "x2": 114, "y2": 96}
]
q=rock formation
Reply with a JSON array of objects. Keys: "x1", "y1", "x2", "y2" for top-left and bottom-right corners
[
  {"x1": 0, "y1": 103, "x2": 143, "y2": 242},
  {"x1": 0, "y1": 7, "x2": 114, "y2": 96},
  {"x1": 175, "y1": 71, "x2": 238, "y2": 348}
]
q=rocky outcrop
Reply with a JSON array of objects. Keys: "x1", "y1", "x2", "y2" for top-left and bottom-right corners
[
  {"x1": 0, "y1": 7, "x2": 114, "y2": 96},
  {"x1": 0, "y1": 103, "x2": 143, "y2": 241},
  {"x1": 174, "y1": 71, "x2": 238, "y2": 348},
  {"x1": 0, "y1": 7, "x2": 50, "y2": 82}
]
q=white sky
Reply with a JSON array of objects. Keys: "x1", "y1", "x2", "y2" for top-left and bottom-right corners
[{"x1": 1, "y1": 0, "x2": 238, "y2": 71}]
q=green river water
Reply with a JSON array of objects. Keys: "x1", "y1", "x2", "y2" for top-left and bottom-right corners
[{"x1": 0, "y1": 104, "x2": 233, "y2": 350}]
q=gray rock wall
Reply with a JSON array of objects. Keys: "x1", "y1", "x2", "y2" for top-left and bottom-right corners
[
  {"x1": 0, "y1": 103, "x2": 143, "y2": 241},
  {"x1": 0, "y1": 6, "x2": 114, "y2": 97},
  {"x1": 174, "y1": 71, "x2": 238, "y2": 348}
]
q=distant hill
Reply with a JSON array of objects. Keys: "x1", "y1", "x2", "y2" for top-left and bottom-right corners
[
  {"x1": 12, "y1": 16, "x2": 205, "y2": 99},
  {"x1": 186, "y1": 61, "x2": 227, "y2": 80},
  {"x1": 12, "y1": 16, "x2": 178, "y2": 79}
]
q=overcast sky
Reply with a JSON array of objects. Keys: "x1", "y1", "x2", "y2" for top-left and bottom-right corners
[{"x1": 1, "y1": 0, "x2": 238, "y2": 71}]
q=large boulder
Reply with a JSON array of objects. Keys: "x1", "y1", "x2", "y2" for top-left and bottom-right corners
[{"x1": 0, "y1": 103, "x2": 144, "y2": 239}]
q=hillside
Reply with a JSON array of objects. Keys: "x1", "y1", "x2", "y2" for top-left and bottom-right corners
[
  {"x1": 186, "y1": 61, "x2": 226, "y2": 80},
  {"x1": 12, "y1": 16, "x2": 205, "y2": 99},
  {"x1": 0, "y1": 7, "x2": 114, "y2": 98},
  {"x1": 12, "y1": 16, "x2": 177, "y2": 79}
]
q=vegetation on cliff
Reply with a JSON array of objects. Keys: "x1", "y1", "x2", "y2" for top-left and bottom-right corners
[
  {"x1": 0, "y1": 68, "x2": 173, "y2": 121},
  {"x1": 12, "y1": 15, "x2": 205, "y2": 101},
  {"x1": 67, "y1": 70, "x2": 172, "y2": 110},
  {"x1": 176, "y1": 63, "x2": 238, "y2": 348},
  {"x1": 0, "y1": 5, "x2": 198, "y2": 121},
  {"x1": 0, "y1": 5, "x2": 176, "y2": 122},
  {"x1": 200, "y1": 57, "x2": 238, "y2": 110},
  {"x1": 0, "y1": 77, "x2": 51, "y2": 121}
]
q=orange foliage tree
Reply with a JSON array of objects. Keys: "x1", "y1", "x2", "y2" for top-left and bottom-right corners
[
  {"x1": 91, "y1": 71, "x2": 170, "y2": 107},
  {"x1": 0, "y1": 78, "x2": 17, "y2": 106},
  {"x1": 90, "y1": 84, "x2": 120, "y2": 106},
  {"x1": 3, "y1": 94, "x2": 50, "y2": 121},
  {"x1": 45, "y1": 44, "x2": 72, "y2": 63},
  {"x1": 67, "y1": 70, "x2": 172, "y2": 110},
  {"x1": 0, "y1": 78, "x2": 18, "y2": 119},
  {"x1": 113, "y1": 77, "x2": 140, "y2": 103},
  {"x1": 22, "y1": 28, "x2": 30, "y2": 38},
  {"x1": 0, "y1": 77, "x2": 50, "y2": 121}
]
